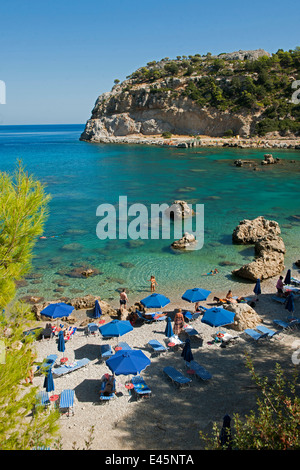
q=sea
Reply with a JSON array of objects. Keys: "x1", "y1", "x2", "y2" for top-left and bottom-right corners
[{"x1": 0, "y1": 124, "x2": 299, "y2": 306}]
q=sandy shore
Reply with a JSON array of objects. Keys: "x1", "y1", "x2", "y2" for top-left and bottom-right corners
[{"x1": 31, "y1": 271, "x2": 300, "y2": 451}]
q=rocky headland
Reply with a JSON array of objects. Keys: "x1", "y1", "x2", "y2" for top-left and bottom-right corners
[{"x1": 80, "y1": 48, "x2": 300, "y2": 148}]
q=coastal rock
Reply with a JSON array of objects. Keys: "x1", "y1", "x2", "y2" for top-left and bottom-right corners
[
  {"x1": 232, "y1": 216, "x2": 281, "y2": 244},
  {"x1": 232, "y1": 217, "x2": 285, "y2": 281},
  {"x1": 171, "y1": 232, "x2": 198, "y2": 250},
  {"x1": 224, "y1": 303, "x2": 262, "y2": 331},
  {"x1": 165, "y1": 200, "x2": 194, "y2": 220}
]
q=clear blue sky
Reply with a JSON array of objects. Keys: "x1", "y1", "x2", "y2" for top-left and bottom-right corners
[{"x1": 0, "y1": 0, "x2": 299, "y2": 125}]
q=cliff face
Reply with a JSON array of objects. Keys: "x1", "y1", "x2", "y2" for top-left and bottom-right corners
[
  {"x1": 80, "y1": 82, "x2": 256, "y2": 142},
  {"x1": 80, "y1": 48, "x2": 299, "y2": 143}
]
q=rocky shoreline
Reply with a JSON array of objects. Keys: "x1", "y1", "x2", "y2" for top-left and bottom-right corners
[{"x1": 80, "y1": 133, "x2": 300, "y2": 150}]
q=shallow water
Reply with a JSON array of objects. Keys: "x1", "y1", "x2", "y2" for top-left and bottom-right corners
[{"x1": 0, "y1": 124, "x2": 299, "y2": 304}]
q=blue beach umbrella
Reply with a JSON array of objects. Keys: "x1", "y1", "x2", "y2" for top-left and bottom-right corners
[
  {"x1": 106, "y1": 349, "x2": 151, "y2": 376},
  {"x1": 43, "y1": 369, "x2": 54, "y2": 393},
  {"x1": 140, "y1": 293, "x2": 170, "y2": 309},
  {"x1": 94, "y1": 299, "x2": 102, "y2": 319},
  {"x1": 165, "y1": 316, "x2": 174, "y2": 337},
  {"x1": 201, "y1": 307, "x2": 235, "y2": 328},
  {"x1": 57, "y1": 330, "x2": 65, "y2": 354},
  {"x1": 99, "y1": 319, "x2": 133, "y2": 338},
  {"x1": 253, "y1": 279, "x2": 261, "y2": 296},
  {"x1": 284, "y1": 269, "x2": 291, "y2": 285},
  {"x1": 285, "y1": 293, "x2": 295, "y2": 313},
  {"x1": 182, "y1": 287, "x2": 211, "y2": 303},
  {"x1": 41, "y1": 302, "x2": 74, "y2": 319},
  {"x1": 181, "y1": 338, "x2": 194, "y2": 362}
]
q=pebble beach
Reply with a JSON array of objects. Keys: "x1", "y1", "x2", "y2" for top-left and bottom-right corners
[{"x1": 32, "y1": 274, "x2": 300, "y2": 451}]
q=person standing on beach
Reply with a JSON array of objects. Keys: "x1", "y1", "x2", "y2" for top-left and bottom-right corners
[
  {"x1": 276, "y1": 276, "x2": 284, "y2": 297},
  {"x1": 148, "y1": 275, "x2": 158, "y2": 292},
  {"x1": 173, "y1": 309, "x2": 185, "y2": 335},
  {"x1": 119, "y1": 289, "x2": 128, "y2": 311}
]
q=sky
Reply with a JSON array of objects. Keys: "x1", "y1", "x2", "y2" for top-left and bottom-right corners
[{"x1": 0, "y1": 0, "x2": 299, "y2": 125}]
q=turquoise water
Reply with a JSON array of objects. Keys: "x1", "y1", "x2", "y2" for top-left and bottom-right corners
[{"x1": 0, "y1": 124, "x2": 299, "y2": 305}]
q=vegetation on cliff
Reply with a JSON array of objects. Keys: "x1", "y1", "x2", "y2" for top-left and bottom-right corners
[{"x1": 123, "y1": 48, "x2": 300, "y2": 136}]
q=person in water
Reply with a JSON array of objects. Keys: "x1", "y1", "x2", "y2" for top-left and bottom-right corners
[{"x1": 148, "y1": 275, "x2": 158, "y2": 292}]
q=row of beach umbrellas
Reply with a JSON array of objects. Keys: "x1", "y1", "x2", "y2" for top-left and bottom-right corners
[{"x1": 40, "y1": 272, "x2": 296, "y2": 394}]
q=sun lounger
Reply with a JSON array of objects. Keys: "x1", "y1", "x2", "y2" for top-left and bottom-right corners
[
  {"x1": 163, "y1": 366, "x2": 192, "y2": 387},
  {"x1": 185, "y1": 360, "x2": 212, "y2": 381},
  {"x1": 148, "y1": 339, "x2": 168, "y2": 354},
  {"x1": 100, "y1": 375, "x2": 116, "y2": 402},
  {"x1": 35, "y1": 391, "x2": 50, "y2": 411},
  {"x1": 131, "y1": 375, "x2": 151, "y2": 398},
  {"x1": 244, "y1": 329, "x2": 269, "y2": 341},
  {"x1": 152, "y1": 312, "x2": 167, "y2": 322},
  {"x1": 135, "y1": 310, "x2": 153, "y2": 323},
  {"x1": 256, "y1": 325, "x2": 280, "y2": 338},
  {"x1": 117, "y1": 342, "x2": 132, "y2": 350},
  {"x1": 59, "y1": 389, "x2": 74, "y2": 416},
  {"x1": 36, "y1": 354, "x2": 57, "y2": 374},
  {"x1": 184, "y1": 326, "x2": 199, "y2": 337},
  {"x1": 100, "y1": 344, "x2": 114, "y2": 359},
  {"x1": 291, "y1": 277, "x2": 300, "y2": 286},
  {"x1": 271, "y1": 296, "x2": 286, "y2": 304},
  {"x1": 184, "y1": 311, "x2": 201, "y2": 322},
  {"x1": 86, "y1": 323, "x2": 99, "y2": 335},
  {"x1": 273, "y1": 319, "x2": 298, "y2": 331},
  {"x1": 53, "y1": 358, "x2": 90, "y2": 377}
]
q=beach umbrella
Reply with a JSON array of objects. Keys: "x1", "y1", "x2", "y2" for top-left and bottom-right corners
[
  {"x1": 219, "y1": 414, "x2": 232, "y2": 449},
  {"x1": 93, "y1": 299, "x2": 102, "y2": 319},
  {"x1": 57, "y1": 330, "x2": 65, "y2": 354},
  {"x1": 253, "y1": 279, "x2": 261, "y2": 296},
  {"x1": 201, "y1": 307, "x2": 235, "y2": 328},
  {"x1": 182, "y1": 287, "x2": 211, "y2": 303},
  {"x1": 41, "y1": 302, "x2": 74, "y2": 319},
  {"x1": 181, "y1": 338, "x2": 194, "y2": 362},
  {"x1": 99, "y1": 319, "x2": 133, "y2": 339},
  {"x1": 140, "y1": 293, "x2": 170, "y2": 309},
  {"x1": 284, "y1": 269, "x2": 291, "y2": 285},
  {"x1": 106, "y1": 349, "x2": 151, "y2": 376},
  {"x1": 43, "y1": 368, "x2": 54, "y2": 393},
  {"x1": 165, "y1": 316, "x2": 174, "y2": 337},
  {"x1": 285, "y1": 293, "x2": 295, "y2": 313}
]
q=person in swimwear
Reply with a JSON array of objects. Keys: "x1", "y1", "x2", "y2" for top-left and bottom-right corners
[{"x1": 148, "y1": 275, "x2": 158, "y2": 292}]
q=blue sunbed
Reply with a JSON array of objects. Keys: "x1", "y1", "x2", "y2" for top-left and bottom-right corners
[
  {"x1": 59, "y1": 389, "x2": 74, "y2": 415},
  {"x1": 163, "y1": 366, "x2": 192, "y2": 387},
  {"x1": 53, "y1": 358, "x2": 90, "y2": 377},
  {"x1": 271, "y1": 296, "x2": 286, "y2": 304},
  {"x1": 131, "y1": 375, "x2": 151, "y2": 398},
  {"x1": 256, "y1": 325, "x2": 280, "y2": 338},
  {"x1": 244, "y1": 329, "x2": 269, "y2": 341},
  {"x1": 100, "y1": 376, "x2": 116, "y2": 401},
  {"x1": 186, "y1": 360, "x2": 212, "y2": 381},
  {"x1": 35, "y1": 391, "x2": 50, "y2": 411},
  {"x1": 100, "y1": 344, "x2": 114, "y2": 359},
  {"x1": 136, "y1": 310, "x2": 153, "y2": 323},
  {"x1": 273, "y1": 319, "x2": 297, "y2": 331},
  {"x1": 86, "y1": 323, "x2": 99, "y2": 335},
  {"x1": 184, "y1": 326, "x2": 199, "y2": 337},
  {"x1": 184, "y1": 311, "x2": 201, "y2": 322},
  {"x1": 36, "y1": 354, "x2": 57, "y2": 373},
  {"x1": 118, "y1": 341, "x2": 132, "y2": 350},
  {"x1": 148, "y1": 339, "x2": 168, "y2": 354}
]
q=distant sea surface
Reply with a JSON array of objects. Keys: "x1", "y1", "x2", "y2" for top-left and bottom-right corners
[{"x1": 0, "y1": 124, "x2": 299, "y2": 305}]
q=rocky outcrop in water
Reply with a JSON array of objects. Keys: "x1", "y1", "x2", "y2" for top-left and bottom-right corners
[{"x1": 231, "y1": 216, "x2": 285, "y2": 281}]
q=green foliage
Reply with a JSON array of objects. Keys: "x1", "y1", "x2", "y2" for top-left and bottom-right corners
[
  {"x1": 125, "y1": 47, "x2": 300, "y2": 135},
  {"x1": 199, "y1": 355, "x2": 300, "y2": 450},
  {"x1": 0, "y1": 302, "x2": 60, "y2": 449},
  {"x1": 161, "y1": 131, "x2": 172, "y2": 138},
  {"x1": 0, "y1": 162, "x2": 51, "y2": 307}
]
